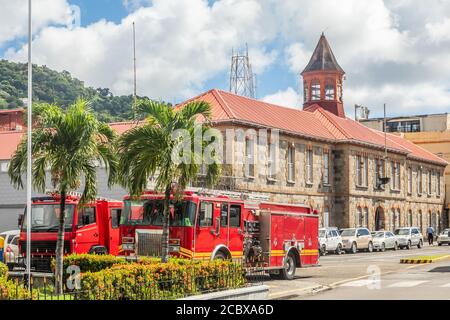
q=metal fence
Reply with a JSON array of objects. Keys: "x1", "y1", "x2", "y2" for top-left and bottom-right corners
[{"x1": 4, "y1": 261, "x2": 267, "y2": 300}]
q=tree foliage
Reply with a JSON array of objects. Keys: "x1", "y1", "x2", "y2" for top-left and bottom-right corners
[{"x1": 0, "y1": 59, "x2": 158, "y2": 122}]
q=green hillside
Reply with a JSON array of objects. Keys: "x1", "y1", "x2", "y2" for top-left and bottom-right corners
[{"x1": 0, "y1": 59, "x2": 146, "y2": 122}]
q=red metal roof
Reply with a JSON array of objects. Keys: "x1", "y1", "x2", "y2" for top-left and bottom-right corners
[
  {"x1": 181, "y1": 89, "x2": 448, "y2": 166},
  {"x1": 0, "y1": 90, "x2": 446, "y2": 167}
]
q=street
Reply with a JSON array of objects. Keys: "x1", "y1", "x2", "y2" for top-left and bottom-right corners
[{"x1": 267, "y1": 244, "x2": 450, "y2": 300}]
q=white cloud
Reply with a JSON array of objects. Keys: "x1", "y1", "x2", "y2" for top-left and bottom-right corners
[
  {"x1": 262, "y1": 87, "x2": 300, "y2": 109},
  {"x1": 0, "y1": 0, "x2": 75, "y2": 46},
  {"x1": 426, "y1": 18, "x2": 450, "y2": 44},
  {"x1": 122, "y1": 0, "x2": 151, "y2": 11},
  {"x1": 5, "y1": 0, "x2": 277, "y2": 101}
]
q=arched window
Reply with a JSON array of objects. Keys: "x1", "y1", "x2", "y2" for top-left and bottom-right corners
[
  {"x1": 418, "y1": 210, "x2": 423, "y2": 233},
  {"x1": 356, "y1": 207, "x2": 363, "y2": 227},
  {"x1": 364, "y1": 207, "x2": 369, "y2": 228},
  {"x1": 311, "y1": 81, "x2": 321, "y2": 100},
  {"x1": 395, "y1": 209, "x2": 400, "y2": 229},
  {"x1": 408, "y1": 210, "x2": 413, "y2": 227},
  {"x1": 325, "y1": 80, "x2": 335, "y2": 100},
  {"x1": 323, "y1": 207, "x2": 329, "y2": 228}
]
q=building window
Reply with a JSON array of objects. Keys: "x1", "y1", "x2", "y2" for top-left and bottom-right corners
[
  {"x1": 417, "y1": 167, "x2": 422, "y2": 195},
  {"x1": 357, "y1": 207, "x2": 363, "y2": 227},
  {"x1": 407, "y1": 167, "x2": 412, "y2": 194},
  {"x1": 427, "y1": 170, "x2": 432, "y2": 195},
  {"x1": 325, "y1": 80, "x2": 335, "y2": 100},
  {"x1": 418, "y1": 210, "x2": 423, "y2": 233},
  {"x1": 267, "y1": 141, "x2": 276, "y2": 180},
  {"x1": 323, "y1": 150, "x2": 330, "y2": 185},
  {"x1": 390, "y1": 161, "x2": 400, "y2": 190},
  {"x1": 311, "y1": 81, "x2": 321, "y2": 100},
  {"x1": 408, "y1": 210, "x2": 413, "y2": 227},
  {"x1": 245, "y1": 138, "x2": 255, "y2": 178},
  {"x1": 364, "y1": 207, "x2": 369, "y2": 228},
  {"x1": 356, "y1": 155, "x2": 368, "y2": 187},
  {"x1": 287, "y1": 146, "x2": 295, "y2": 182},
  {"x1": 437, "y1": 171, "x2": 441, "y2": 196},
  {"x1": 306, "y1": 148, "x2": 313, "y2": 184},
  {"x1": 386, "y1": 120, "x2": 420, "y2": 133},
  {"x1": 323, "y1": 207, "x2": 329, "y2": 228}
]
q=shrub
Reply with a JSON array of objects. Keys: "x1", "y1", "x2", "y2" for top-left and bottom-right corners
[
  {"x1": 0, "y1": 263, "x2": 8, "y2": 278},
  {"x1": 77, "y1": 260, "x2": 246, "y2": 300},
  {"x1": 0, "y1": 277, "x2": 35, "y2": 300}
]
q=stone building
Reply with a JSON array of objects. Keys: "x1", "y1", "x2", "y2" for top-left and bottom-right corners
[
  {"x1": 0, "y1": 34, "x2": 447, "y2": 234},
  {"x1": 187, "y1": 34, "x2": 448, "y2": 234}
]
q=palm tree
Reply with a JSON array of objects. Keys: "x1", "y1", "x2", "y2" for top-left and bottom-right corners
[
  {"x1": 8, "y1": 99, "x2": 118, "y2": 294},
  {"x1": 118, "y1": 100, "x2": 221, "y2": 262}
]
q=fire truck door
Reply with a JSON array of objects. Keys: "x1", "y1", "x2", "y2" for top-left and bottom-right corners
[
  {"x1": 195, "y1": 202, "x2": 216, "y2": 258},
  {"x1": 227, "y1": 204, "x2": 243, "y2": 258},
  {"x1": 75, "y1": 207, "x2": 99, "y2": 254},
  {"x1": 108, "y1": 208, "x2": 122, "y2": 255}
]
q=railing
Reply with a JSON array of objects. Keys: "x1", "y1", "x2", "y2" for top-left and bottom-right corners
[{"x1": 3, "y1": 260, "x2": 267, "y2": 300}]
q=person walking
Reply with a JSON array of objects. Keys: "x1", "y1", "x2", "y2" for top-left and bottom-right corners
[{"x1": 427, "y1": 226, "x2": 435, "y2": 245}]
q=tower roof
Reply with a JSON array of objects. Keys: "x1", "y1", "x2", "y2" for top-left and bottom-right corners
[{"x1": 301, "y1": 33, "x2": 344, "y2": 74}]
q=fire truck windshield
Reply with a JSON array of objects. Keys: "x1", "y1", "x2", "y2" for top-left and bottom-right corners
[
  {"x1": 122, "y1": 200, "x2": 197, "y2": 227},
  {"x1": 22, "y1": 204, "x2": 75, "y2": 232}
]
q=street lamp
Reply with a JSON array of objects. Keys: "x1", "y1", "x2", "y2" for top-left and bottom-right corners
[{"x1": 26, "y1": 0, "x2": 33, "y2": 290}]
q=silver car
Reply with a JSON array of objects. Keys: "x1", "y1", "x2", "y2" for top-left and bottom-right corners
[
  {"x1": 319, "y1": 227, "x2": 343, "y2": 255},
  {"x1": 394, "y1": 227, "x2": 423, "y2": 249},
  {"x1": 371, "y1": 231, "x2": 398, "y2": 251},
  {"x1": 437, "y1": 229, "x2": 450, "y2": 246}
]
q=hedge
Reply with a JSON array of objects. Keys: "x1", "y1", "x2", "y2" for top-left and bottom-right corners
[
  {"x1": 53, "y1": 254, "x2": 191, "y2": 275},
  {"x1": 77, "y1": 260, "x2": 246, "y2": 300},
  {"x1": 0, "y1": 262, "x2": 34, "y2": 300}
]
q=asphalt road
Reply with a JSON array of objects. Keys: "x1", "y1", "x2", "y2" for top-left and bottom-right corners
[{"x1": 267, "y1": 244, "x2": 450, "y2": 300}]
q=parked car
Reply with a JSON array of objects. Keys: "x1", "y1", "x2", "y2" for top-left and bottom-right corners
[
  {"x1": 0, "y1": 230, "x2": 20, "y2": 269},
  {"x1": 340, "y1": 228, "x2": 373, "y2": 253},
  {"x1": 371, "y1": 231, "x2": 398, "y2": 251},
  {"x1": 394, "y1": 227, "x2": 423, "y2": 249},
  {"x1": 319, "y1": 227, "x2": 343, "y2": 255},
  {"x1": 437, "y1": 229, "x2": 450, "y2": 246}
]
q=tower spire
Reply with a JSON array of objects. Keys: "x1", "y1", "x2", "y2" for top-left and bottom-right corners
[{"x1": 301, "y1": 33, "x2": 346, "y2": 118}]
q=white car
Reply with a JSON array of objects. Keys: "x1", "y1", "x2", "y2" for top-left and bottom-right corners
[
  {"x1": 319, "y1": 227, "x2": 343, "y2": 255},
  {"x1": 371, "y1": 231, "x2": 398, "y2": 251},
  {"x1": 437, "y1": 229, "x2": 450, "y2": 246},
  {"x1": 0, "y1": 230, "x2": 20, "y2": 269},
  {"x1": 394, "y1": 227, "x2": 423, "y2": 249}
]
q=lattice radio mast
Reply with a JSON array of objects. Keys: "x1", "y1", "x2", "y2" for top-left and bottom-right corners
[{"x1": 229, "y1": 44, "x2": 256, "y2": 98}]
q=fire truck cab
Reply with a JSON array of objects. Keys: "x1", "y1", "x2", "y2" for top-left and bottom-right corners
[
  {"x1": 19, "y1": 193, "x2": 123, "y2": 272},
  {"x1": 120, "y1": 190, "x2": 319, "y2": 280}
]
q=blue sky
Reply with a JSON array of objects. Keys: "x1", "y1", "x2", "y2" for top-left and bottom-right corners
[{"x1": 1, "y1": 0, "x2": 450, "y2": 117}]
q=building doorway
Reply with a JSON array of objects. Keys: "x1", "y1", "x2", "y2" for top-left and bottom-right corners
[{"x1": 375, "y1": 206, "x2": 385, "y2": 230}]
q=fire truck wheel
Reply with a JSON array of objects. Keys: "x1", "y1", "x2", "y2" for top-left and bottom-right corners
[{"x1": 280, "y1": 252, "x2": 296, "y2": 280}]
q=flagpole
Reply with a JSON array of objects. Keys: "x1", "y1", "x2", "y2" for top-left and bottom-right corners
[{"x1": 26, "y1": 0, "x2": 32, "y2": 290}]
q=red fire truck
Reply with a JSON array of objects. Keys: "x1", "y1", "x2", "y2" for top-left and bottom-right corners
[
  {"x1": 120, "y1": 190, "x2": 319, "y2": 279},
  {"x1": 19, "y1": 193, "x2": 123, "y2": 272}
]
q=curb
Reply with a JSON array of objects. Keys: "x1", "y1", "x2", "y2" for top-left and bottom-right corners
[
  {"x1": 400, "y1": 255, "x2": 450, "y2": 264},
  {"x1": 179, "y1": 285, "x2": 270, "y2": 300},
  {"x1": 269, "y1": 284, "x2": 331, "y2": 300}
]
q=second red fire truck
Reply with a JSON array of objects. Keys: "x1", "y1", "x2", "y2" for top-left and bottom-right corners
[
  {"x1": 19, "y1": 193, "x2": 123, "y2": 272},
  {"x1": 120, "y1": 190, "x2": 319, "y2": 279}
]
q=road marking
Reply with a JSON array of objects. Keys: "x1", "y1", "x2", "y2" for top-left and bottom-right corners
[
  {"x1": 340, "y1": 279, "x2": 380, "y2": 287},
  {"x1": 269, "y1": 285, "x2": 328, "y2": 299},
  {"x1": 388, "y1": 281, "x2": 428, "y2": 288},
  {"x1": 441, "y1": 283, "x2": 450, "y2": 288}
]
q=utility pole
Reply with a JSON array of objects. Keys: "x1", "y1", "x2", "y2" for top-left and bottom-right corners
[
  {"x1": 26, "y1": 0, "x2": 32, "y2": 290},
  {"x1": 132, "y1": 22, "x2": 137, "y2": 120}
]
